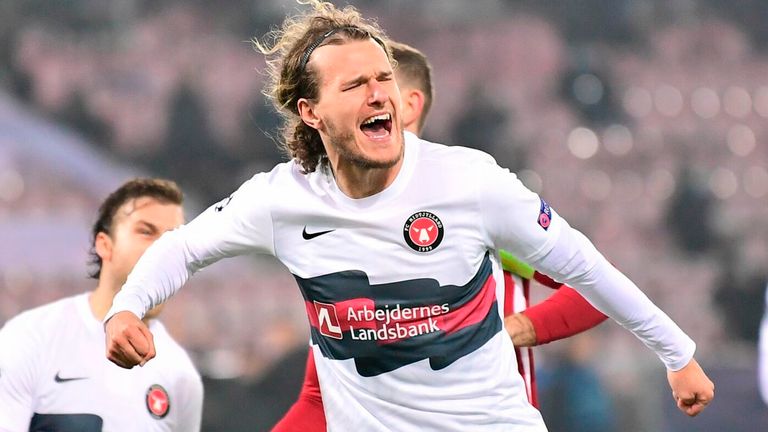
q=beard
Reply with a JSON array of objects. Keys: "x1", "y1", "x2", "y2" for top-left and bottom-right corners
[{"x1": 325, "y1": 118, "x2": 403, "y2": 169}]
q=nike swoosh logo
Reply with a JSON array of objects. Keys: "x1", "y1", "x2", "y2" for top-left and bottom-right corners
[
  {"x1": 302, "y1": 226, "x2": 335, "y2": 240},
  {"x1": 54, "y1": 372, "x2": 88, "y2": 383}
]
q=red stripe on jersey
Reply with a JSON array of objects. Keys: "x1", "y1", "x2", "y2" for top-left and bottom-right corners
[
  {"x1": 533, "y1": 271, "x2": 563, "y2": 290},
  {"x1": 435, "y1": 274, "x2": 496, "y2": 336},
  {"x1": 514, "y1": 346, "x2": 526, "y2": 394},
  {"x1": 506, "y1": 272, "x2": 539, "y2": 408},
  {"x1": 305, "y1": 275, "x2": 497, "y2": 345},
  {"x1": 528, "y1": 344, "x2": 538, "y2": 407},
  {"x1": 521, "y1": 278, "x2": 539, "y2": 407},
  {"x1": 523, "y1": 278, "x2": 531, "y2": 309},
  {"x1": 503, "y1": 271, "x2": 515, "y2": 316}
]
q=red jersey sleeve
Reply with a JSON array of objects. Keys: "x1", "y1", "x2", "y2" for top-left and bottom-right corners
[{"x1": 522, "y1": 285, "x2": 608, "y2": 345}]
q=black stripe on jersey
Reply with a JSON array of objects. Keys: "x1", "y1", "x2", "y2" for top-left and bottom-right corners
[
  {"x1": 294, "y1": 253, "x2": 502, "y2": 377},
  {"x1": 30, "y1": 413, "x2": 103, "y2": 432}
]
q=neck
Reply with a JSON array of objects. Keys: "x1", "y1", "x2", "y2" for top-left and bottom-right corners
[
  {"x1": 329, "y1": 152, "x2": 404, "y2": 199},
  {"x1": 89, "y1": 279, "x2": 118, "y2": 321},
  {"x1": 90, "y1": 276, "x2": 152, "y2": 324}
]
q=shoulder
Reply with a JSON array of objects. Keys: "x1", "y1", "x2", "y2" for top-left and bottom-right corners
[
  {"x1": 408, "y1": 134, "x2": 506, "y2": 193},
  {"x1": 0, "y1": 296, "x2": 76, "y2": 344},
  {"x1": 230, "y1": 160, "x2": 318, "y2": 203},
  {"x1": 0, "y1": 296, "x2": 79, "y2": 381},
  {"x1": 237, "y1": 161, "x2": 297, "y2": 192},
  {"x1": 413, "y1": 134, "x2": 498, "y2": 168},
  {"x1": 209, "y1": 161, "x2": 300, "y2": 217}
]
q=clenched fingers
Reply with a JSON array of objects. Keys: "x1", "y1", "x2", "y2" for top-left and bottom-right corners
[
  {"x1": 673, "y1": 387, "x2": 714, "y2": 417},
  {"x1": 105, "y1": 311, "x2": 156, "y2": 369}
]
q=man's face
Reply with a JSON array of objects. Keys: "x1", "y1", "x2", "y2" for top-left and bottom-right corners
[
  {"x1": 307, "y1": 39, "x2": 404, "y2": 169},
  {"x1": 107, "y1": 197, "x2": 183, "y2": 287}
]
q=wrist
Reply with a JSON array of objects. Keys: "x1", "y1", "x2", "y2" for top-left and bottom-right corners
[{"x1": 505, "y1": 313, "x2": 537, "y2": 347}]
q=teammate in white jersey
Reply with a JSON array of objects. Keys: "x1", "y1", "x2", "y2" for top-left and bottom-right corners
[
  {"x1": 103, "y1": 1, "x2": 713, "y2": 430},
  {"x1": 0, "y1": 179, "x2": 203, "y2": 432}
]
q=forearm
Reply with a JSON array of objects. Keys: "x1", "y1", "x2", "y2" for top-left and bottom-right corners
[
  {"x1": 106, "y1": 228, "x2": 196, "y2": 321},
  {"x1": 531, "y1": 225, "x2": 695, "y2": 370},
  {"x1": 504, "y1": 313, "x2": 537, "y2": 346},
  {"x1": 522, "y1": 286, "x2": 608, "y2": 345}
]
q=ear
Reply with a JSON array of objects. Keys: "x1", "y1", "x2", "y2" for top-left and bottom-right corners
[
  {"x1": 94, "y1": 232, "x2": 113, "y2": 264},
  {"x1": 297, "y1": 98, "x2": 322, "y2": 130},
  {"x1": 401, "y1": 88, "x2": 425, "y2": 133}
]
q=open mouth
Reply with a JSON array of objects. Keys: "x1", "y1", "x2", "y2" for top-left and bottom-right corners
[{"x1": 360, "y1": 113, "x2": 392, "y2": 139}]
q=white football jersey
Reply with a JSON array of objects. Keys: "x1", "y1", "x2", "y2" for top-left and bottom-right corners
[
  {"x1": 0, "y1": 293, "x2": 202, "y2": 432},
  {"x1": 109, "y1": 132, "x2": 695, "y2": 431}
]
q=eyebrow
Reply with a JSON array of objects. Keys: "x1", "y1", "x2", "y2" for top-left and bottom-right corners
[
  {"x1": 135, "y1": 220, "x2": 160, "y2": 233},
  {"x1": 341, "y1": 70, "x2": 393, "y2": 88}
]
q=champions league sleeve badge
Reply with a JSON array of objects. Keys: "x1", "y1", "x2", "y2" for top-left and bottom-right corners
[{"x1": 537, "y1": 198, "x2": 552, "y2": 231}]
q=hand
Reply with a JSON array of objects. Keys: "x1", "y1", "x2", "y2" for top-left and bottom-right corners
[
  {"x1": 104, "y1": 311, "x2": 156, "y2": 369},
  {"x1": 667, "y1": 357, "x2": 715, "y2": 416},
  {"x1": 504, "y1": 313, "x2": 537, "y2": 347}
]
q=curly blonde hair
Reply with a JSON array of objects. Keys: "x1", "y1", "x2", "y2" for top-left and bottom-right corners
[{"x1": 254, "y1": 0, "x2": 392, "y2": 173}]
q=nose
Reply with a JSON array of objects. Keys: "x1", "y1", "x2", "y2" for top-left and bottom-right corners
[{"x1": 366, "y1": 79, "x2": 387, "y2": 106}]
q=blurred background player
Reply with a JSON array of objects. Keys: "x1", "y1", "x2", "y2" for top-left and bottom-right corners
[
  {"x1": 0, "y1": 178, "x2": 203, "y2": 432},
  {"x1": 271, "y1": 40, "x2": 609, "y2": 431}
]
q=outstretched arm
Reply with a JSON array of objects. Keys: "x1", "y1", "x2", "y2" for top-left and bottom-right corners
[
  {"x1": 105, "y1": 176, "x2": 276, "y2": 368},
  {"x1": 482, "y1": 165, "x2": 714, "y2": 416},
  {"x1": 499, "y1": 251, "x2": 607, "y2": 347}
]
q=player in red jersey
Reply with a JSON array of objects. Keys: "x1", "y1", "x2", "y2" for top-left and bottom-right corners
[{"x1": 271, "y1": 41, "x2": 608, "y2": 431}]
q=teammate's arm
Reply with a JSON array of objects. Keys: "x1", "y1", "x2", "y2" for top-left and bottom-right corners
[{"x1": 521, "y1": 286, "x2": 608, "y2": 346}]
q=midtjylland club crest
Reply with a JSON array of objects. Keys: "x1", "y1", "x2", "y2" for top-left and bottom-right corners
[{"x1": 403, "y1": 211, "x2": 444, "y2": 252}]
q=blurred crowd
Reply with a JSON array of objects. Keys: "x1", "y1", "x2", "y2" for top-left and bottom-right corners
[{"x1": 1, "y1": 1, "x2": 767, "y2": 430}]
